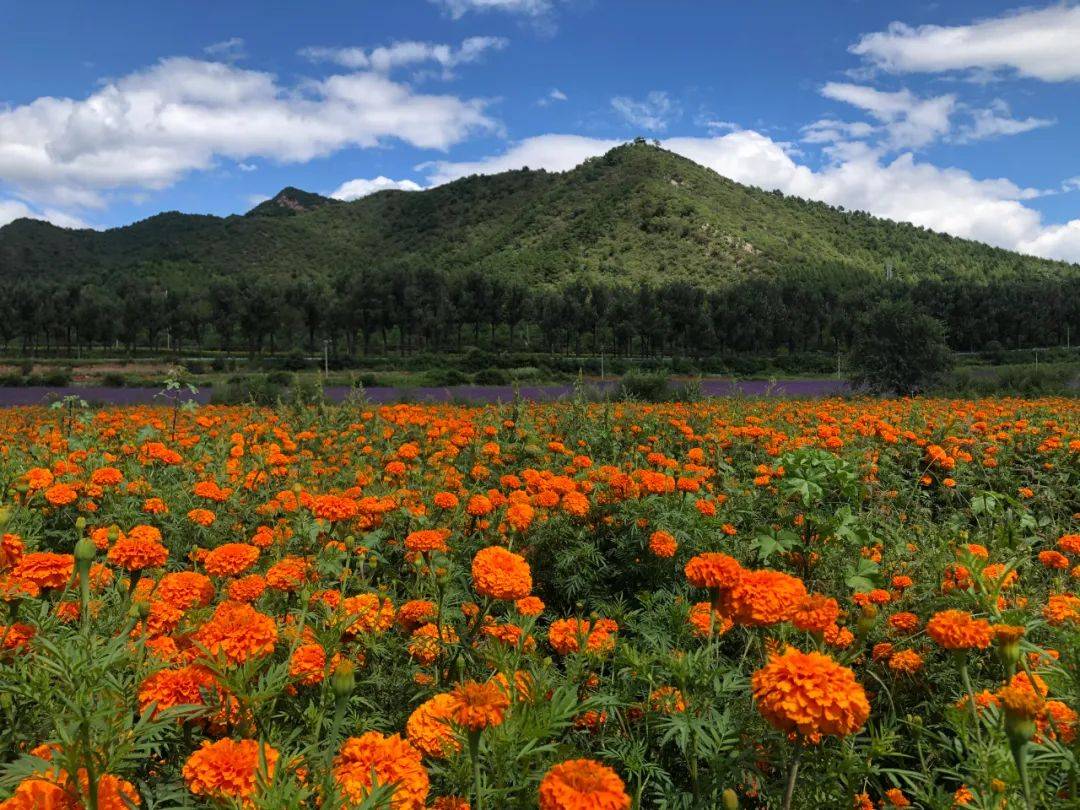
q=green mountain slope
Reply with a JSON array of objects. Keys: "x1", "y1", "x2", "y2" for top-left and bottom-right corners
[{"x1": 1, "y1": 141, "x2": 1075, "y2": 285}]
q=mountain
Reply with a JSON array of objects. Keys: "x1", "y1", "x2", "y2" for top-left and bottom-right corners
[{"x1": 1, "y1": 141, "x2": 1075, "y2": 286}]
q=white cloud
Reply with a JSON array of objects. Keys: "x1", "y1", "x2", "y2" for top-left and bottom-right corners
[
  {"x1": 204, "y1": 37, "x2": 245, "y2": 60},
  {"x1": 820, "y1": 82, "x2": 955, "y2": 148},
  {"x1": 704, "y1": 120, "x2": 743, "y2": 134},
  {"x1": 431, "y1": 0, "x2": 552, "y2": 20},
  {"x1": 299, "y1": 36, "x2": 507, "y2": 77},
  {"x1": 1064, "y1": 177, "x2": 1080, "y2": 192},
  {"x1": 0, "y1": 57, "x2": 495, "y2": 212},
  {"x1": 0, "y1": 198, "x2": 88, "y2": 228},
  {"x1": 611, "y1": 91, "x2": 679, "y2": 133},
  {"x1": 417, "y1": 131, "x2": 1080, "y2": 263},
  {"x1": 801, "y1": 118, "x2": 876, "y2": 144},
  {"x1": 237, "y1": 162, "x2": 258, "y2": 172},
  {"x1": 955, "y1": 100, "x2": 1054, "y2": 142},
  {"x1": 331, "y1": 176, "x2": 423, "y2": 200},
  {"x1": 537, "y1": 88, "x2": 567, "y2": 106},
  {"x1": 852, "y1": 5, "x2": 1080, "y2": 82}
]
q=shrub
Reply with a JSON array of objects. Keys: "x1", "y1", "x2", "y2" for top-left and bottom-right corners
[{"x1": 847, "y1": 299, "x2": 952, "y2": 395}]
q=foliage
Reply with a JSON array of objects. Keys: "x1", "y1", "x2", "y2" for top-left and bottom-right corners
[
  {"x1": 0, "y1": 395, "x2": 1077, "y2": 809},
  {"x1": 847, "y1": 298, "x2": 954, "y2": 395}
]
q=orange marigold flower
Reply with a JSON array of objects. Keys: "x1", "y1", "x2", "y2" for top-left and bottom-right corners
[
  {"x1": 289, "y1": 643, "x2": 328, "y2": 686},
  {"x1": 407, "y1": 693, "x2": 461, "y2": 758},
  {"x1": 688, "y1": 602, "x2": 733, "y2": 638},
  {"x1": 683, "y1": 552, "x2": 743, "y2": 590},
  {"x1": 193, "y1": 602, "x2": 277, "y2": 665},
  {"x1": 882, "y1": 787, "x2": 911, "y2": 808},
  {"x1": 44, "y1": 483, "x2": 79, "y2": 507},
  {"x1": 791, "y1": 594, "x2": 840, "y2": 634},
  {"x1": 514, "y1": 595, "x2": 545, "y2": 617},
  {"x1": 888, "y1": 649, "x2": 924, "y2": 675},
  {"x1": 721, "y1": 569, "x2": 807, "y2": 627},
  {"x1": 405, "y1": 529, "x2": 451, "y2": 554},
  {"x1": 888, "y1": 612, "x2": 920, "y2": 635},
  {"x1": 333, "y1": 732, "x2": 429, "y2": 810},
  {"x1": 342, "y1": 593, "x2": 395, "y2": 635},
  {"x1": 12, "y1": 552, "x2": 73, "y2": 590},
  {"x1": 1044, "y1": 593, "x2": 1080, "y2": 625},
  {"x1": 751, "y1": 647, "x2": 869, "y2": 738},
  {"x1": 466, "y1": 494, "x2": 493, "y2": 517},
  {"x1": 648, "y1": 531, "x2": 678, "y2": 558},
  {"x1": 182, "y1": 738, "x2": 278, "y2": 805},
  {"x1": 266, "y1": 556, "x2": 308, "y2": 592},
  {"x1": 108, "y1": 534, "x2": 168, "y2": 572},
  {"x1": 1038, "y1": 550, "x2": 1070, "y2": 570},
  {"x1": 186, "y1": 508, "x2": 216, "y2": 527},
  {"x1": 203, "y1": 543, "x2": 260, "y2": 577},
  {"x1": 310, "y1": 494, "x2": 359, "y2": 522},
  {"x1": 0, "y1": 533, "x2": 24, "y2": 570},
  {"x1": 138, "y1": 664, "x2": 219, "y2": 717},
  {"x1": 227, "y1": 574, "x2": 267, "y2": 603},
  {"x1": 156, "y1": 571, "x2": 214, "y2": 610},
  {"x1": 547, "y1": 618, "x2": 617, "y2": 655},
  {"x1": 471, "y1": 546, "x2": 532, "y2": 601},
  {"x1": 506, "y1": 501, "x2": 535, "y2": 532},
  {"x1": 648, "y1": 686, "x2": 686, "y2": 714},
  {"x1": 446, "y1": 679, "x2": 510, "y2": 731},
  {"x1": 538, "y1": 759, "x2": 630, "y2": 810},
  {"x1": 926, "y1": 610, "x2": 993, "y2": 650},
  {"x1": 397, "y1": 599, "x2": 437, "y2": 632},
  {"x1": 433, "y1": 492, "x2": 459, "y2": 509}
]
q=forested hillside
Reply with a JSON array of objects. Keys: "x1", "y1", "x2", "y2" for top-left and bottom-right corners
[{"x1": 0, "y1": 141, "x2": 1076, "y2": 358}]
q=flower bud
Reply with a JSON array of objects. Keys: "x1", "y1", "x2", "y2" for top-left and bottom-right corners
[
  {"x1": 331, "y1": 660, "x2": 356, "y2": 699},
  {"x1": 74, "y1": 535, "x2": 96, "y2": 564},
  {"x1": 0, "y1": 505, "x2": 11, "y2": 528},
  {"x1": 722, "y1": 788, "x2": 739, "y2": 809},
  {"x1": 74, "y1": 516, "x2": 86, "y2": 532}
]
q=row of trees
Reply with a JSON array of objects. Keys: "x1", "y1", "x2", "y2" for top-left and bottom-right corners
[{"x1": 0, "y1": 267, "x2": 1076, "y2": 359}]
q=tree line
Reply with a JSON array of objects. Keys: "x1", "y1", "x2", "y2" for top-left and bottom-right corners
[{"x1": 0, "y1": 267, "x2": 1075, "y2": 359}]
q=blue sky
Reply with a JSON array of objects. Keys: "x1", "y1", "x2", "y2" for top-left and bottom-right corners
[{"x1": 2, "y1": 0, "x2": 1080, "y2": 261}]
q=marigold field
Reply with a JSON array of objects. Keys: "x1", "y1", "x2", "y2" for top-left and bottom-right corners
[{"x1": 0, "y1": 396, "x2": 1078, "y2": 809}]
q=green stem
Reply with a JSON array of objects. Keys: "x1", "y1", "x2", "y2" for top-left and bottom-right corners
[
  {"x1": 1011, "y1": 740, "x2": 1034, "y2": 810},
  {"x1": 782, "y1": 738, "x2": 803, "y2": 810},
  {"x1": 469, "y1": 730, "x2": 484, "y2": 810}
]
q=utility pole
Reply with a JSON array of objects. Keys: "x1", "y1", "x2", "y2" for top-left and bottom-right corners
[{"x1": 323, "y1": 339, "x2": 329, "y2": 376}]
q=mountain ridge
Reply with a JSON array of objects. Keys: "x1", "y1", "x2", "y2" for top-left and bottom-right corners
[{"x1": 1, "y1": 141, "x2": 1075, "y2": 286}]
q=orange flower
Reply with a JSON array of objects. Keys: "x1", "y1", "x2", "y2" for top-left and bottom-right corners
[
  {"x1": 407, "y1": 693, "x2": 461, "y2": 758},
  {"x1": 683, "y1": 553, "x2": 742, "y2": 590},
  {"x1": 289, "y1": 643, "x2": 328, "y2": 685},
  {"x1": 333, "y1": 732, "x2": 429, "y2": 810},
  {"x1": 405, "y1": 529, "x2": 451, "y2": 554},
  {"x1": 538, "y1": 759, "x2": 630, "y2": 810},
  {"x1": 12, "y1": 552, "x2": 73, "y2": 590},
  {"x1": 187, "y1": 508, "x2": 216, "y2": 527},
  {"x1": 888, "y1": 612, "x2": 920, "y2": 635},
  {"x1": 888, "y1": 649, "x2": 924, "y2": 674},
  {"x1": 471, "y1": 546, "x2": 532, "y2": 601},
  {"x1": 343, "y1": 593, "x2": 396, "y2": 635},
  {"x1": 227, "y1": 574, "x2": 267, "y2": 603},
  {"x1": 506, "y1": 501, "x2": 535, "y2": 532},
  {"x1": 791, "y1": 594, "x2": 840, "y2": 634},
  {"x1": 514, "y1": 595, "x2": 545, "y2": 617},
  {"x1": 108, "y1": 534, "x2": 168, "y2": 572},
  {"x1": 446, "y1": 679, "x2": 510, "y2": 731},
  {"x1": 721, "y1": 569, "x2": 807, "y2": 627},
  {"x1": 266, "y1": 557, "x2": 308, "y2": 592},
  {"x1": 203, "y1": 543, "x2": 260, "y2": 577},
  {"x1": 182, "y1": 738, "x2": 278, "y2": 805},
  {"x1": 752, "y1": 648, "x2": 869, "y2": 738},
  {"x1": 155, "y1": 572, "x2": 214, "y2": 610},
  {"x1": 310, "y1": 494, "x2": 359, "y2": 522},
  {"x1": 648, "y1": 531, "x2": 677, "y2": 558},
  {"x1": 548, "y1": 618, "x2": 617, "y2": 655},
  {"x1": 1044, "y1": 594, "x2": 1080, "y2": 625},
  {"x1": 192, "y1": 601, "x2": 277, "y2": 665},
  {"x1": 44, "y1": 483, "x2": 78, "y2": 507},
  {"x1": 688, "y1": 602, "x2": 733, "y2": 638},
  {"x1": 926, "y1": 610, "x2": 993, "y2": 650}
]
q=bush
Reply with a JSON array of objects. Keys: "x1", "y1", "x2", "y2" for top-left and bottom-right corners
[
  {"x1": 473, "y1": 367, "x2": 511, "y2": 385},
  {"x1": 101, "y1": 372, "x2": 126, "y2": 388},
  {"x1": 424, "y1": 368, "x2": 472, "y2": 387},
  {"x1": 617, "y1": 370, "x2": 671, "y2": 401},
  {"x1": 846, "y1": 299, "x2": 952, "y2": 395}
]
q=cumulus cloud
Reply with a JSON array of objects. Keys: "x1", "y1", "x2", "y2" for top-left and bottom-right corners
[
  {"x1": 203, "y1": 37, "x2": 246, "y2": 61},
  {"x1": 537, "y1": 88, "x2": 567, "y2": 106},
  {"x1": 0, "y1": 57, "x2": 496, "y2": 211},
  {"x1": 820, "y1": 82, "x2": 955, "y2": 148},
  {"x1": 0, "y1": 198, "x2": 88, "y2": 228},
  {"x1": 955, "y1": 100, "x2": 1054, "y2": 142},
  {"x1": 851, "y1": 5, "x2": 1080, "y2": 82},
  {"x1": 330, "y1": 176, "x2": 423, "y2": 200},
  {"x1": 417, "y1": 131, "x2": 1080, "y2": 263},
  {"x1": 299, "y1": 36, "x2": 507, "y2": 77},
  {"x1": 611, "y1": 91, "x2": 679, "y2": 133},
  {"x1": 430, "y1": 0, "x2": 552, "y2": 20}
]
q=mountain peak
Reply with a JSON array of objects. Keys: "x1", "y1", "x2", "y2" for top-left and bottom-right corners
[{"x1": 246, "y1": 187, "x2": 339, "y2": 217}]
